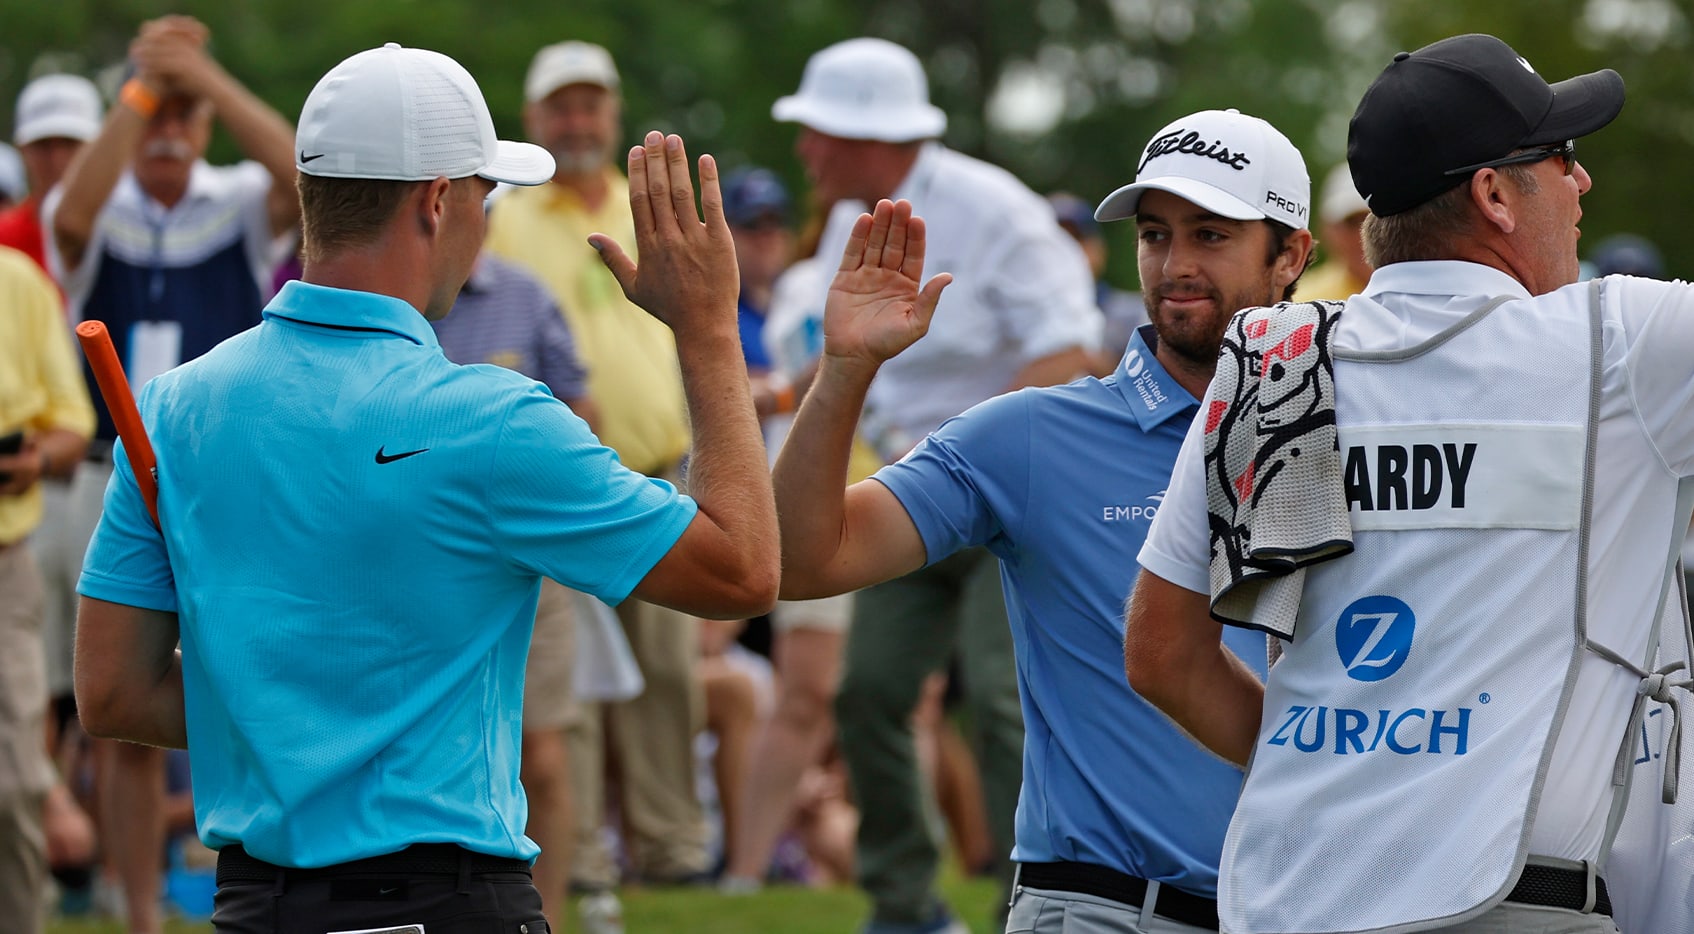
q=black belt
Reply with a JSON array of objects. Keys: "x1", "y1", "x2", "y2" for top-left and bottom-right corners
[
  {"x1": 216, "y1": 844, "x2": 530, "y2": 887},
  {"x1": 1018, "y1": 861, "x2": 1218, "y2": 929},
  {"x1": 1505, "y1": 862, "x2": 1612, "y2": 916}
]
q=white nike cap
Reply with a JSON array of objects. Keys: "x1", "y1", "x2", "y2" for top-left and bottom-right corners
[
  {"x1": 1095, "y1": 108, "x2": 1310, "y2": 230},
  {"x1": 772, "y1": 38, "x2": 946, "y2": 143},
  {"x1": 296, "y1": 43, "x2": 554, "y2": 186}
]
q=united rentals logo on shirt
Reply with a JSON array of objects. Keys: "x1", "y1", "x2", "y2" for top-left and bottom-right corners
[{"x1": 1121, "y1": 347, "x2": 1173, "y2": 413}]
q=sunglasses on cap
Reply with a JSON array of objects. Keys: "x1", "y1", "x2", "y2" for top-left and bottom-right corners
[{"x1": 1444, "y1": 140, "x2": 1576, "y2": 178}]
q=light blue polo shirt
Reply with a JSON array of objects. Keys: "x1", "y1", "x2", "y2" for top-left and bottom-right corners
[
  {"x1": 873, "y1": 325, "x2": 1268, "y2": 898},
  {"x1": 78, "y1": 280, "x2": 697, "y2": 868}
]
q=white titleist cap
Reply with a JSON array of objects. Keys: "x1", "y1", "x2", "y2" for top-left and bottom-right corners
[
  {"x1": 525, "y1": 41, "x2": 620, "y2": 102},
  {"x1": 1095, "y1": 108, "x2": 1310, "y2": 230},
  {"x1": 15, "y1": 74, "x2": 103, "y2": 146},
  {"x1": 296, "y1": 43, "x2": 554, "y2": 186},
  {"x1": 772, "y1": 38, "x2": 946, "y2": 142}
]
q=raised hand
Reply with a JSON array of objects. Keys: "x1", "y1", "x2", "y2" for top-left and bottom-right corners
[
  {"x1": 591, "y1": 130, "x2": 738, "y2": 338},
  {"x1": 823, "y1": 199, "x2": 951, "y2": 369},
  {"x1": 130, "y1": 17, "x2": 216, "y2": 99}
]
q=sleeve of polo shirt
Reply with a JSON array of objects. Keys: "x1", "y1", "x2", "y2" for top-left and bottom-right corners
[
  {"x1": 78, "y1": 434, "x2": 178, "y2": 613},
  {"x1": 871, "y1": 390, "x2": 1029, "y2": 565},
  {"x1": 532, "y1": 287, "x2": 590, "y2": 402},
  {"x1": 977, "y1": 215, "x2": 1103, "y2": 361},
  {"x1": 1137, "y1": 389, "x2": 1213, "y2": 596},
  {"x1": 227, "y1": 162, "x2": 276, "y2": 283},
  {"x1": 1612, "y1": 276, "x2": 1694, "y2": 477},
  {"x1": 16, "y1": 254, "x2": 94, "y2": 437},
  {"x1": 487, "y1": 388, "x2": 697, "y2": 605},
  {"x1": 39, "y1": 183, "x2": 102, "y2": 300}
]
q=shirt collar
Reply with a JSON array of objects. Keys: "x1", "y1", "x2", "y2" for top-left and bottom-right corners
[
  {"x1": 1363, "y1": 260, "x2": 1533, "y2": 302},
  {"x1": 263, "y1": 280, "x2": 441, "y2": 349},
  {"x1": 1110, "y1": 324, "x2": 1198, "y2": 431},
  {"x1": 117, "y1": 160, "x2": 220, "y2": 212}
]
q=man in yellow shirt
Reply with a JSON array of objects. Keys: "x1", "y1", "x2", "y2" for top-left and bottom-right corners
[
  {"x1": 485, "y1": 40, "x2": 707, "y2": 919},
  {"x1": 0, "y1": 244, "x2": 94, "y2": 933},
  {"x1": 1297, "y1": 162, "x2": 1373, "y2": 301}
]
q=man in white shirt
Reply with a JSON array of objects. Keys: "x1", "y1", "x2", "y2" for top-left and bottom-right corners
[
  {"x1": 772, "y1": 37, "x2": 1101, "y2": 934},
  {"x1": 1125, "y1": 33, "x2": 1692, "y2": 934}
]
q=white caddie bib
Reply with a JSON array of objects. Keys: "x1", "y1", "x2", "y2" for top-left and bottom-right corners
[{"x1": 1216, "y1": 284, "x2": 1666, "y2": 934}]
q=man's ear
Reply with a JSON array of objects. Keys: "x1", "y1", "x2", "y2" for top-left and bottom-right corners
[
  {"x1": 1273, "y1": 227, "x2": 1316, "y2": 294},
  {"x1": 1469, "y1": 168, "x2": 1516, "y2": 236},
  {"x1": 417, "y1": 176, "x2": 453, "y2": 239}
]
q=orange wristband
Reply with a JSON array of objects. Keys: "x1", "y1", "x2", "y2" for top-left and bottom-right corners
[
  {"x1": 120, "y1": 78, "x2": 160, "y2": 119},
  {"x1": 772, "y1": 384, "x2": 797, "y2": 414}
]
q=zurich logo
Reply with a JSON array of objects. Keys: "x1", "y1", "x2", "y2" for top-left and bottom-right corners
[{"x1": 1335, "y1": 595, "x2": 1415, "y2": 682}]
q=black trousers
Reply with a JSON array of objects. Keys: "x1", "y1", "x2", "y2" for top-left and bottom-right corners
[{"x1": 212, "y1": 844, "x2": 549, "y2": 934}]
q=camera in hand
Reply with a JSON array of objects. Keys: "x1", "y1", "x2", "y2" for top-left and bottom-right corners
[{"x1": 0, "y1": 430, "x2": 24, "y2": 484}]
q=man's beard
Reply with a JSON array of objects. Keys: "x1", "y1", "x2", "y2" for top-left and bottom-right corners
[{"x1": 550, "y1": 143, "x2": 611, "y2": 175}]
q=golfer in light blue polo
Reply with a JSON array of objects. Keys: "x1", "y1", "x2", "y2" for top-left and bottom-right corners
[{"x1": 772, "y1": 108, "x2": 1317, "y2": 934}]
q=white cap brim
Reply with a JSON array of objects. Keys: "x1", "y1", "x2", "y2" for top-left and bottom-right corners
[
  {"x1": 16, "y1": 114, "x2": 100, "y2": 147},
  {"x1": 771, "y1": 95, "x2": 945, "y2": 143},
  {"x1": 1094, "y1": 175, "x2": 1265, "y2": 223},
  {"x1": 479, "y1": 140, "x2": 556, "y2": 186}
]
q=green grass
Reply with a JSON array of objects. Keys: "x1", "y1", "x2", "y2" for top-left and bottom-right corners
[{"x1": 47, "y1": 870, "x2": 1006, "y2": 934}]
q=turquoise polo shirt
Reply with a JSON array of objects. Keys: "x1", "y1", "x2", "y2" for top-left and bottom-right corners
[
  {"x1": 78, "y1": 280, "x2": 697, "y2": 868},
  {"x1": 872, "y1": 326, "x2": 1268, "y2": 898}
]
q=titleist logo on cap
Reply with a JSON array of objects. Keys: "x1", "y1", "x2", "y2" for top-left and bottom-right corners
[{"x1": 1139, "y1": 129, "x2": 1253, "y2": 174}]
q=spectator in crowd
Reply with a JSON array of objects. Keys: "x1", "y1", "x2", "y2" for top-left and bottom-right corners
[
  {"x1": 772, "y1": 37, "x2": 1102, "y2": 934},
  {"x1": 1587, "y1": 232, "x2": 1664, "y2": 278},
  {"x1": 484, "y1": 41, "x2": 710, "y2": 931},
  {"x1": 45, "y1": 15, "x2": 297, "y2": 932},
  {"x1": 0, "y1": 74, "x2": 103, "y2": 271},
  {"x1": 1049, "y1": 191, "x2": 1145, "y2": 368},
  {"x1": 1296, "y1": 161, "x2": 1371, "y2": 300},
  {"x1": 1125, "y1": 34, "x2": 1689, "y2": 934},
  {"x1": 429, "y1": 248, "x2": 599, "y2": 928},
  {"x1": 0, "y1": 244, "x2": 95, "y2": 934},
  {"x1": 73, "y1": 38, "x2": 777, "y2": 933},
  {"x1": 0, "y1": 70, "x2": 106, "y2": 913}
]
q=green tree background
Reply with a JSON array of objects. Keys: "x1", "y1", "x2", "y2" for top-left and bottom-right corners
[{"x1": 3, "y1": 0, "x2": 1687, "y2": 284}]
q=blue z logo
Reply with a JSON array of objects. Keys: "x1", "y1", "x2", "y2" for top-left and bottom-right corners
[{"x1": 1335, "y1": 596, "x2": 1416, "y2": 682}]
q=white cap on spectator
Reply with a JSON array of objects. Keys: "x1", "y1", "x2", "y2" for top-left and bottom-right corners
[
  {"x1": 296, "y1": 43, "x2": 554, "y2": 186},
  {"x1": 14, "y1": 74, "x2": 103, "y2": 146},
  {"x1": 524, "y1": 41, "x2": 620, "y2": 102},
  {"x1": 772, "y1": 38, "x2": 946, "y2": 142},
  {"x1": 1318, "y1": 161, "x2": 1369, "y2": 225},
  {"x1": 1095, "y1": 108, "x2": 1310, "y2": 230}
]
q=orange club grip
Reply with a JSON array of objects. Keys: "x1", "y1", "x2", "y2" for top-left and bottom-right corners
[{"x1": 74, "y1": 321, "x2": 161, "y2": 528}]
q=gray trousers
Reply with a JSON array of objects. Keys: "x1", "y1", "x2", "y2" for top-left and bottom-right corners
[
  {"x1": 1007, "y1": 885, "x2": 1215, "y2": 934},
  {"x1": 837, "y1": 547, "x2": 1024, "y2": 924},
  {"x1": 1431, "y1": 902, "x2": 1619, "y2": 933}
]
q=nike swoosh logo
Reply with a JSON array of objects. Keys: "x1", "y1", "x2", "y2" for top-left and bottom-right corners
[
  {"x1": 375, "y1": 446, "x2": 429, "y2": 464},
  {"x1": 378, "y1": 886, "x2": 399, "y2": 895},
  {"x1": 299, "y1": 151, "x2": 326, "y2": 164}
]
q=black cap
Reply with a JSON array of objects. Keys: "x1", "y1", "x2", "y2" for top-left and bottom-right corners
[{"x1": 1347, "y1": 34, "x2": 1624, "y2": 217}]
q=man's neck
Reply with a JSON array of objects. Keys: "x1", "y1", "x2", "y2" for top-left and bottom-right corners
[
  {"x1": 863, "y1": 145, "x2": 923, "y2": 205},
  {"x1": 554, "y1": 167, "x2": 611, "y2": 212}
]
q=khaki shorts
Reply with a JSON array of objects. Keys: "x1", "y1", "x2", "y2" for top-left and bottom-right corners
[
  {"x1": 522, "y1": 577, "x2": 578, "y2": 731},
  {"x1": 771, "y1": 593, "x2": 854, "y2": 634}
]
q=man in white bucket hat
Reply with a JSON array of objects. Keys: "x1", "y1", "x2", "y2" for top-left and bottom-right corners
[
  {"x1": 73, "y1": 42, "x2": 779, "y2": 932},
  {"x1": 769, "y1": 36, "x2": 1102, "y2": 934}
]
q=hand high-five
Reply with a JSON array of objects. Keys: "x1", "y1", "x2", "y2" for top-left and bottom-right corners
[
  {"x1": 591, "y1": 130, "x2": 738, "y2": 336},
  {"x1": 823, "y1": 199, "x2": 952, "y2": 370}
]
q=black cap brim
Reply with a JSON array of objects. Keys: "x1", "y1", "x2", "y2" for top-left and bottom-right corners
[{"x1": 1526, "y1": 68, "x2": 1625, "y2": 145}]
